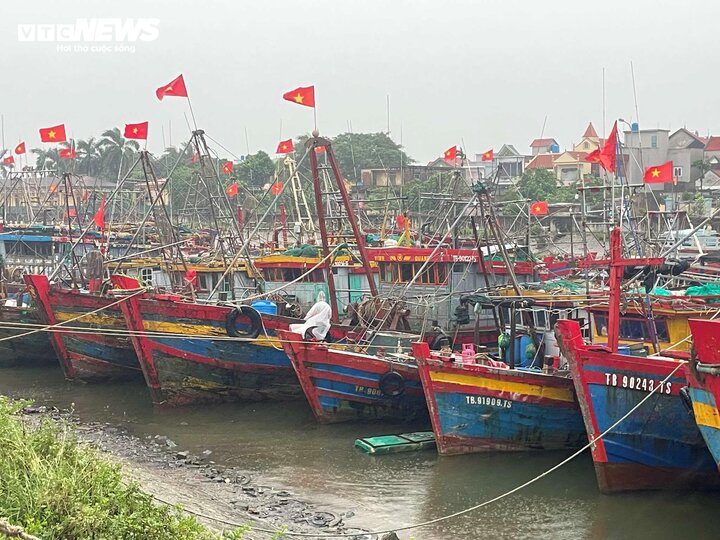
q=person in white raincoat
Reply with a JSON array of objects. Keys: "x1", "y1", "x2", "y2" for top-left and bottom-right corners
[{"x1": 290, "y1": 301, "x2": 332, "y2": 340}]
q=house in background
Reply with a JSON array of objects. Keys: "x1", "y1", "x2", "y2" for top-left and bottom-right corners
[
  {"x1": 668, "y1": 128, "x2": 706, "y2": 189},
  {"x1": 573, "y1": 122, "x2": 604, "y2": 153},
  {"x1": 623, "y1": 128, "x2": 670, "y2": 186},
  {"x1": 529, "y1": 138, "x2": 559, "y2": 155}
]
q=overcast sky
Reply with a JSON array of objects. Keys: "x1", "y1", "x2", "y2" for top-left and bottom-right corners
[{"x1": 2, "y1": 0, "x2": 719, "y2": 164}]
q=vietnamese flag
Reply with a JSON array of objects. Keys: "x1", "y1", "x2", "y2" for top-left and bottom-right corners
[
  {"x1": 585, "y1": 148, "x2": 601, "y2": 163},
  {"x1": 314, "y1": 146, "x2": 325, "y2": 154},
  {"x1": 59, "y1": 147, "x2": 76, "y2": 159},
  {"x1": 530, "y1": 201, "x2": 548, "y2": 215},
  {"x1": 191, "y1": 153, "x2": 199, "y2": 163},
  {"x1": 481, "y1": 149, "x2": 493, "y2": 161},
  {"x1": 93, "y1": 198, "x2": 106, "y2": 229},
  {"x1": 271, "y1": 181, "x2": 283, "y2": 195},
  {"x1": 226, "y1": 183, "x2": 238, "y2": 197},
  {"x1": 443, "y1": 146, "x2": 457, "y2": 162},
  {"x1": 643, "y1": 161, "x2": 674, "y2": 184},
  {"x1": 222, "y1": 161, "x2": 233, "y2": 174},
  {"x1": 14, "y1": 142, "x2": 26, "y2": 155},
  {"x1": 124, "y1": 121, "x2": 149, "y2": 140},
  {"x1": 282, "y1": 86, "x2": 315, "y2": 108},
  {"x1": 39, "y1": 124, "x2": 67, "y2": 143},
  {"x1": 597, "y1": 121, "x2": 617, "y2": 173},
  {"x1": 3, "y1": 156, "x2": 14, "y2": 165},
  {"x1": 156, "y1": 74, "x2": 188, "y2": 101},
  {"x1": 276, "y1": 139, "x2": 294, "y2": 154}
]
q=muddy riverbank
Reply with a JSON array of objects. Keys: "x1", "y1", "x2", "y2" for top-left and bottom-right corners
[{"x1": 18, "y1": 404, "x2": 376, "y2": 539}]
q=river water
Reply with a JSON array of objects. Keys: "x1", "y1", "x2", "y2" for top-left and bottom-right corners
[{"x1": 2, "y1": 365, "x2": 720, "y2": 539}]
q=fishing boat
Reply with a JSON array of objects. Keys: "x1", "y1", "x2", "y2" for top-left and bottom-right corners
[
  {"x1": 278, "y1": 327, "x2": 427, "y2": 423},
  {"x1": 413, "y1": 341, "x2": 585, "y2": 454},
  {"x1": 0, "y1": 299, "x2": 55, "y2": 367},
  {"x1": 412, "y1": 291, "x2": 589, "y2": 455},
  {"x1": 121, "y1": 293, "x2": 354, "y2": 405},
  {"x1": 556, "y1": 227, "x2": 720, "y2": 492},
  {"x1": 684, "y1": 318, "x2": 720, "y2": 469},
  {"x1": 24, "y1": 273, "x2": 144, "y2": 380}
]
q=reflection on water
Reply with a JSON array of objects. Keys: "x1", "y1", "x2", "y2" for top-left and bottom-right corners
[{"x1": 3, "y1": 365, "x2": 720, "y2": 539}]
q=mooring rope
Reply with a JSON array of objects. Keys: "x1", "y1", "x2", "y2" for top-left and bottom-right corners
[
  {"x1": 145, "y1": 359, "x2": 685, "y2": 538},
  {"x1": 0, "y1": 289, "x2": 146, "y2": 343},
  {"x1": 0, "y1": 518, "x2": 41, "y2": 540}
]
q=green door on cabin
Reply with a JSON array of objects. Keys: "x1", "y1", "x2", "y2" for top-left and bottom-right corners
[{"x1": 349, "y1": 274, "x2": 366, "y2": 304}]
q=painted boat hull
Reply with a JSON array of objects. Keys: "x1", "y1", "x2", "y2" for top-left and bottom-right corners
[
  {"x1": 413, "y1": 342, "x2": 585, "y2": 455},
  {"x1": 24, "y1": 274, "x2": 142, "y2": 381},
  {"x1": 278, "y1": 329, "x2": 427, "y2": 424},
  {"x1": 121, "y1": 296, "x2": 320, "y2": 406},
  {"x1": 0, "y1": 306, "x2": 55, "y2": 367},
  {"x1": 556, "y1": 320, "x2": 720, "y2": 493},
  {"x1": 685, "y1": 318, "x2": 720, "y2": 470}
]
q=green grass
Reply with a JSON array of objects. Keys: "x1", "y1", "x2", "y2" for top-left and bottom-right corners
[{"x1": 0, "y1": 397, "x2": 249, "y2": 539}]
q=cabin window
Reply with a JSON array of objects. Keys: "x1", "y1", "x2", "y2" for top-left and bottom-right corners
[
  {"x1": 140, "y1": 267, "x2": 153, "y2": 285},
  {"x1": 673, "y1": 166, "x2": 683, "y2": 178},
  {"x1": 198, "y1": 273, "x2": 212, "y2": 291},
  {"x1": 379, "y1": 262, "x2": 448, "y2": 285},
  {"x1": 381, "y1": 263, "x2": 395, "y2": 282},
  {"x1": 651, "y1": 135, "x2": 658, "y2": 148},
  {"x1": 593, "y1": 314, "x2": 669, "y2": 342},
  {"x1": 533, "y1": 309, "x2": 547, "y2": 329},
  {"x1": 400, "y1": 263, "x2": 414, "y2": 282}
]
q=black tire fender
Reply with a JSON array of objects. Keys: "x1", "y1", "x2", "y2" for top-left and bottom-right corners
[
  {"x1": 226, "y1": 305, "x2": 262, "y2": 339},
  {"x1": 378, "y1": 371, "x2": 405, "y2": 397}
]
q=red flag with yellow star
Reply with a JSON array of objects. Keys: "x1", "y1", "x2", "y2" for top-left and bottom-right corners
[
  {"x1": 14, "y1": 142, "x2": 26, "y2": 155},
  {"x1": 124, "y1": 122, "x2": 149, "y2": 140},
  {"x1": 276, "y1": 139, "x2": 294, "y2": 154},
  {"x1": 3, "y1": 156, "x2": 14, "y2": 165},
  {"x1": 156, "y1": 74, "x2": 188, "y2": 101},
  {"x1": 59, "y1": 147, "x2": 77, "y2": 159},
  {"x1": 529, "y1": 201, "x2": 548, "y2": 215},
  {"x1": 481, "y1": 149, "x2": 493, "y2": 161},
  {"x1": 271, "y1": 181, "x2": 283, "y2": 195},
  {"x1": 282, "y1": 86, "x2": 315, "y2": 108},
  {"x1": 222, "y1": 162, "x2": 234, "y2": 174},
  {"x1": 226, "y1": 183, "x2": 238, "y2": 196},
  {"x1": 443, "y1": 146, "x2": 457, "y2": 162},
  {"x1": 643, "y1": 161, "x2": 673, "y2": 184},
  {"x1": 39, "y1": 124, "x2": 67, "y2": 143}
]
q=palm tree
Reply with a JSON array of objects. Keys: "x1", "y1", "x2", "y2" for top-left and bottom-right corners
[
  {"x1": 74, "y1": 137, "x2": 102, "y2": 176},
  {"x1": 32, "y1": 147, "x2": 59, "y2": 170},
  {"x1": 98, "y1": 128, "x2": 140, "y2": 179}
]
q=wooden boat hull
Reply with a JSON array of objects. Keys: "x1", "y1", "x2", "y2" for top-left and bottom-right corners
[
  {"x1": 24, "y1": 274, "x2": 141, "y2": 381},
  {"x1": 121, "y1": 296, "x2": 312, "y2": 406},
  {"x1": 685, "y1": 319, "x2": 720, "y2": 470},
  {"x1": 556, "y1": 319, "x2": 720, "y2": 493},
  {"x1": 413, "y1": 342, "x2": 585, "y2": 455},
  {"x1": 278, "y1": 329, "x2": 427, "y2": 424},
  {"x1": 0, "y1": 306, "x2": 55, "y2": 367}
]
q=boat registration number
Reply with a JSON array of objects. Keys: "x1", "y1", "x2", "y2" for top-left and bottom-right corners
[
  {"x1": 465, "y1": 395, "x2": 512, "y2": 408},
  {"x1": 604, "y1": 373, "x2": 672, "y2": 395},
  {"x1": 355, "y1": 385, "x2": 382, "y2": 396}
]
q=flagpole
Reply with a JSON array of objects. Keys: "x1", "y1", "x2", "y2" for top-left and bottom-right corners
[
  {"x1": 313, "y1": 106, "x2": 317, "y2": 133},
  {"x1": 186, "y1": 97, "x2": 199, "y2": 132}
]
